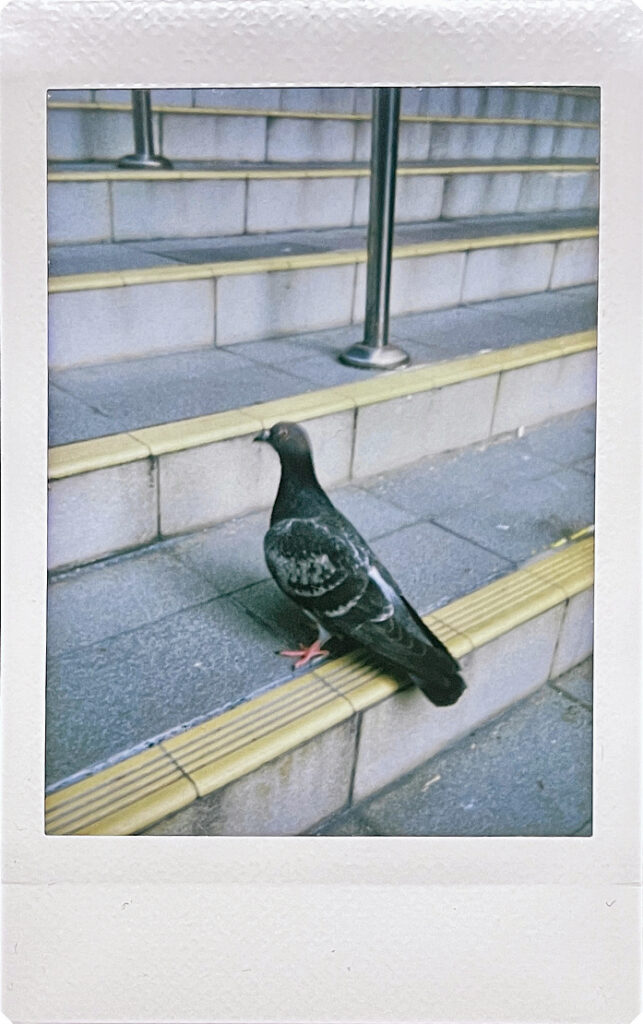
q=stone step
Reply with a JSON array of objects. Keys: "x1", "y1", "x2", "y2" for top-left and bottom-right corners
[
  {"x1": 48, "y1": 210, "x2": 598, "y2": 367},
  {"x1": 47, "y1": 89, "x2": 599, "y2": 164},
  {"x1": 47, "y1": 286, "x2": 597, "y2": 571},
  {"x1": 45, "y1": 489, "x2": 595, "y2": 834},
  {"x1": 47, "y1": 158, "x2": 599, "y2": 246},
  {"x1": 311, "y1": 657, "x2": 592, "y2": 837}
]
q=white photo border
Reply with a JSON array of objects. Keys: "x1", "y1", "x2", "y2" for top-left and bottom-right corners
[{"x1": 1, "y1": 0, "x2": 641, "y2": 1020}]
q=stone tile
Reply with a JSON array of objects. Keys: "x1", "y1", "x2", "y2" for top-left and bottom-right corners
[
  {"x1": 146, "y1": 719, "x2": 357, "y2": 836},
  {"x1": 461, "y1": 243, "x2": 556, "y2": 304},
  {"x1": 494, "y1": 126, "x2": 532, "y2": 160},
  {"x1": 111, "y1": 179, "x2": 246, "y2": 241},
  {"x1": 363, "y1": 433, "x2": 558, "y2": 519},
  {"x1": 48, "y1": 108, "x2": 136, "y2": 161},
  {"x1": 352, "y1": 252, "x2": 465, "y2": 323},
  {"x1": 159, "y1": 431, "x2": 280, "y2": 536},
  {"x1": 161, "y1": 112, "x2": 267, "y2": 161},
  {"x1": 194, "y1": 88, "x2": 280, "y2": 110},
  {"x1": 159, "y1": 410, "x2": 353, "y2": 535},
  {"x1": 550, "y1": 238, "x2": 599, "y2": 289},
  {"x1": 353, "y1": 173, "x2": 444, "y2": 226},
  {"x1": 389, "y1": 252, "x2": 467, "y2": 317},
  {"x1": 328, "y1": 484, "x2": 419, "y2": 539},
  {"x1": 266, "y1": 117, "x2": 356, "y2": 163},
  {"x1": 550, "y1": 589, "x2": 594, "y2": 679},
  {"x1": 352, "y1": 375, "x2": 498, "y2": 477},
  {"x1": 47, "y1": 547, "x2": 215, "y2": 656},
  {"x1": 49, "y1": 279, "x2": 216, "y2": 368},
  {"x1": 516, "y1": 172, "x2": 558, "y2": 214},
  {"x1": 356, "y1": 678, "x2": 591, "y2": 835},
  {"x1": 441, "y1": 173, "x2": 522, "y2": 219},
  {"x1": 312, "y1": 809, "x2": 381, "y2": 836},
  {"x1": 397, "y1": 122, "x2": 431, "y2": 162},
  {"x1": 165, "y1": 508, "x2": 272, "y2": 595},
  {"x1": 528, "y1": 125, "x2": 556, "y2": 159},
  {"x1": 48, "y1": 383, "x2": 116, "y2": 445},
  {"x1": 492, "y1": 350, "x2": 596, "y2": 434},
  {"x1": 48, "y1": 240, "x2": 178, "y2": 277},
  {"x1": 573, "y1": 456, "x2": 595, "y2": 476},
  {"x1": 433, "y1": 468, "x2": 594, "y2": 562},
  {"x1": 45, "y1": 595, "x2": 289, "y2": 785},
  {"x1": 232, "y1": 578, "x2": 316, "y2": 649},
  {"x1": 369, "y1": 520, "x2": 513, "y2": 613},
  {"x1": 246, "y1": 177, "x2": 356, "y2": 233},
  {"x1": 351, "y1": 605, "x2": 565, "y2": 802},
  {"x1": 490, "y1": 283, "x2": 597, "y2": 337},
  {"x1": 217, "y1": 264, "x2": 356, "y2": 345},
  {"x1": 48, "y1": 461, "x2": 158, "y2": 570},
  {"x1": 48, "y1": 182, "x2": 112, "y2": 245},
  {"x1": 520, "y1": 407, "x2": 596, "y2": 467},
  {"x1": 279, "y1": 87, "x2": 356, "y2": 113},
  {"x1": 555, "y1": 172, "x2": 599, "y2": 211},
  {"x1": 49, "y1": 347, "x2": 304, "y2": 443},
  {"x1": 551, "y1": 656, "x2": 593, "y2": 707}
]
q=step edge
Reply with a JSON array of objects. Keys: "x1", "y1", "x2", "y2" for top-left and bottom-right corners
[
  {"x1": 47, "y1": 99, "x2": 600, "y2": 130},
  {"x1": 44, "y1": 535, "x2": 594, "y2": 835},
  {"x1": 48, "y1": 329, "x2": 597, "y2": 479},
  {"x1": 47, "y1": 161, "x2": 600, "y2": 182},
  {"x1": 48, "y1": 224, "x2": 599, "y2": 293}
]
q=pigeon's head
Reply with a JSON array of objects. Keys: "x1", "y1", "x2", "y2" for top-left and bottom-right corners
[{"x1": 254, "y1": 421, "x2": 312, "y2": 459}]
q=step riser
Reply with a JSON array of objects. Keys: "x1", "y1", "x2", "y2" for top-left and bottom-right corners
[
  {"x1": 48, "y1": 107, "x2": 599, "y2": 164},
  {"x1": 48, "y1": 170, "x2": 599, "y2": 246},
  {"x1": 49, "y1": 86, "x2": 600, "y2": 122},
  {"x1": 48, "y1": 236, "x2": 598, "y2": 367},
  {"x1": 143, "y1": 593, "x2": 593, "y2": 835},
  {"x1": 47, "y1": 352, "x2": 596, "y2": 571}
]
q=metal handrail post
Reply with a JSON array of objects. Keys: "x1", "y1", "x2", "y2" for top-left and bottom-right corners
[
  {"x1": 339, "y1": 87, "x2": 409, "y2": 369},
  {"x1": 117, "y1": 89, "x2": 173, "y2": 169}
]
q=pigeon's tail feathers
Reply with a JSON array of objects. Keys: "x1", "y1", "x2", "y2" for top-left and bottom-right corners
[{"x1": 409, "y1": 662, "x2": 467, "y2": 706}]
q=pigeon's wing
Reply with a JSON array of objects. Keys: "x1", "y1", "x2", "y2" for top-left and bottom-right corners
[
  {"x1": 265, "y1": 516, "x2": 464, "y2": 705},
  {"x1": 264, "y1": 516, "x2": 374, "y2": 621}
]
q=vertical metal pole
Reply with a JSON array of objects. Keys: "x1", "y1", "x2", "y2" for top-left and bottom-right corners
[
  {"x1": 117, "y1": 90, "x2": 173, "y2": 169},
  {"x1": 340, "y1": 87, "x2": 409, "y2": 369}
]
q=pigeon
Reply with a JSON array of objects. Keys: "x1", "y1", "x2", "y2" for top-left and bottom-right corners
[{"x1": 254, "y1": 421, "x2": 465, "y2": 706}]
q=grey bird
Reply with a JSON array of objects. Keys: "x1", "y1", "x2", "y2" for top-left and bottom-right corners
[{"x1": 254, "y1": 421, "x2": 465, "y2": 706}]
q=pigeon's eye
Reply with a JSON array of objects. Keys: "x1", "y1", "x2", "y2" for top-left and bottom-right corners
[{"x1": 277, "y1": 428, "x2": 288, "y2": 439}]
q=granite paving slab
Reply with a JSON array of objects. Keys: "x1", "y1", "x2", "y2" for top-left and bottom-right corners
[
  {"x1": 432, "y1": 466, "x2": 594, "y2": 562},
  {"x1": 45, "y1": 595, "x2": 293, "y2": 785},
  {"x1": 314, "y1": 659, "x2": 593, "y2": 836}
]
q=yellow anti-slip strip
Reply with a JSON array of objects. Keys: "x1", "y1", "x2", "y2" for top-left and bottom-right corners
[
  {"x1": 47, "y1": 161, "x2": 598, "y2": 183},
  {"x1": 47, "y1": 99, "x2": 600, "y2": 131},
  {"x1": 44, "y1": 535, "x2": 594, "y2": 835},
  {"x1": 48, "y1": 329, "x2": 597, "y2": 480},
  {"x1": 48, "y1": 225, "x2": 598, "y2": 294}
]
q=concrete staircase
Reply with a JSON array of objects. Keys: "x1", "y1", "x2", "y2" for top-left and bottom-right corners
[{"x1": 46, "y1": 86, "x2": 598, "y2": 834}]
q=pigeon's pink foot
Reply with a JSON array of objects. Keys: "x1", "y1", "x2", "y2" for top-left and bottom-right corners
[{"x1": 279, "y1": 638, "x2": 329, "y2": 669}]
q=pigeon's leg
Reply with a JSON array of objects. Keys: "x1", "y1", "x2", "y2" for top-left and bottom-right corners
[
  {"x1": 279, "y1": 627, "x2": 330, "y2": 669},
  {"x1": 279, "y1": 637, "x2": 330, "y2": 669}
]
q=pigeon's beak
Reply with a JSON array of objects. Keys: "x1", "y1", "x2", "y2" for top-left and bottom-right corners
[{"x1": 253, "y1": 429, "x2": 271, "y2": 443}]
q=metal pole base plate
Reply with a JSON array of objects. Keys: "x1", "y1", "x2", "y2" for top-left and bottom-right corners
[
  {"x1": 339, "y1": 342, "x2": 410, "y2": 370},
  {"x1": 117, "y1": 154, "x2": 174, "y2": 169}
]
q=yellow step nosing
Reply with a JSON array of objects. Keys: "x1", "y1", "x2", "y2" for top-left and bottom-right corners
[
  {"x1": 48, "y1": 226, "x2": 599, "y2": 294},
  {"x1": 47, "y1": 99, "x2": 599, "y2": 130},
  {"x1": 47, "y1": 329, "x2": 597, "y2": 480},
  {"x1": 47, "y1": 161, "x2": 599, "y2": 183},
  {"x1": 45, "y1": 537, "x2": 593, "y2": 834}
]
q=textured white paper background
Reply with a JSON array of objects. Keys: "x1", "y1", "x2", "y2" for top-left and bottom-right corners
[{"x1": 1, "y1": 0, "x2": 641, "y2": 1021}]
